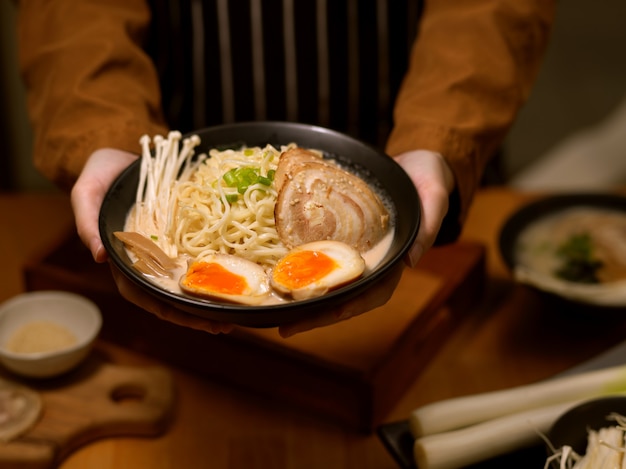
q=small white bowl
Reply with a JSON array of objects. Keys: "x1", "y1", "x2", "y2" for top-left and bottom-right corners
[{"x1": 0, "y1": 291, "x2": 102, "y2": 378}]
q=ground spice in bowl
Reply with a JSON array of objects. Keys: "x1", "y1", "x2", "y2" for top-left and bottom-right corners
[{"x1": 5, "y1": 320, "x2": 78, "y2": 355}]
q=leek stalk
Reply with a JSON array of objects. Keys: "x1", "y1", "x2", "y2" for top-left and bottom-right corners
[
  {"x1": 409, "y1": 364, "x2": 626, "y2": 469},
  {"x1": 411, "y1": 365, "x2": 626, "y2": 438}
]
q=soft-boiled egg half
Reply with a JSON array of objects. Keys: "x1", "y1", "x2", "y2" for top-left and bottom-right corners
[
  {"x1": 179, "y1": 254, "x2": 270, "y2": 305},
  {"x1": 270, "y1": 240, "x2": 366, "y2": 301}
]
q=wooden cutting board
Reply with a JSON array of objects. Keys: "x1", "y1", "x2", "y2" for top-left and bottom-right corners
[{"x1": 0, "y1": 354, "x2": 175, "y2": 469}]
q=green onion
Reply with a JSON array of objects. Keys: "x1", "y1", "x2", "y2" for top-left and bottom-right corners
[
  {"x1": 222, "y1": 169, "x2": 238, "y2": 187},
  {"x1": 409, "y1": 364, "x2": 626, "y2": 469},
  {"x1": 225, "y1": 193, "x2": 239, "y2": 204},
  {"x1": 555, "y1": 233, "x2": 603, "y2": 284},
  {"x1": 414, "y1": 401, "x2": 577, "y2": 469},
  {"x1": 222, "y1": 166, "x2": 275, "y2": 193},
  {"x1": 258, "y1": 176, "x2": 272, "y2": 186},
  {"x1": 238, "y1": 167, "x2": 256, "y2": 181}
]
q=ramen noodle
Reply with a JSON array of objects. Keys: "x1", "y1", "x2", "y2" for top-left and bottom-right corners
[
  {"x1": 121, "y1": 132, "x2": 394, "y2": 304},
  {"x1": 127, "y1": 132, "x2": 300, "y2": 267}
]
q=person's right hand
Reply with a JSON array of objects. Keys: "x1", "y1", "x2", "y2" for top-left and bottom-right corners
[
  {"x1": 279, "y1": 149, "x2": 456, "y2": 337},
  {"x1": 71, "y1": 149, "x2": 234, "y2": 334}
]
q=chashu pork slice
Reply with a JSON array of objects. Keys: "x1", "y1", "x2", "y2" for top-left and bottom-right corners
[{"x1": 274, "y1": 148, "x2": 390, "y2": 253}]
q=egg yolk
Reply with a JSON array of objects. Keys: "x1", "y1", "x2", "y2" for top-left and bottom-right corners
[
  {"x1": 183, "y1": 261, "x2": 248, "y2": 295},
  {"x1": 273, "y1": 250, "x2": 337, "y2": 289}
]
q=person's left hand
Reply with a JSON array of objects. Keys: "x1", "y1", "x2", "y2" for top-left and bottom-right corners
[{"x1": 71, "y1": 148, "x2": 235, "y2": 334}]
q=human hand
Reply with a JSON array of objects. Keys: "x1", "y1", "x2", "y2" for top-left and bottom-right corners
[
  {"x1": 71, "y1": 148, "x2": 137, "y2": 263},
  {"x1": 393, "y1": 149, "x2": 455, "y2": 267},
  {"x1": 71, "y1": 149, "x2": 234, "y2": 334},
  {"x1": 109, "y1": 263, "x2": 235, "y2": 333}
]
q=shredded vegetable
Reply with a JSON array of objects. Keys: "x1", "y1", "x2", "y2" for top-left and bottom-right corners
[{"x1": 545, "y1": 413, "x2": 626, "y2": 469}]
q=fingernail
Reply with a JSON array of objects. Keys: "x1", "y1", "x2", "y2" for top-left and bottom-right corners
[
  {"x1": 92, "y1": 244, "x2": 102, "y2": 262},
  {"x1": 93, "y1": 240, "x2": 108, "y2": 263},
  {"x1": 93, "y1": 244, "x2": 104, "y2": 263}
]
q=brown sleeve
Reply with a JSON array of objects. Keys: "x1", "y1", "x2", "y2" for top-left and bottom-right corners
[
  {"x1": 17, "y1": 0, "x2": 169, "y2": 191},
  {"x1": 386, "y1": 0, "x2": 556, "y2": 238}
]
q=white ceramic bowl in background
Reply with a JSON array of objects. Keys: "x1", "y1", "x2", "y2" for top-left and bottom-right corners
[
  {"x1": 498, "y1": 192, "x2": 626, "y2": 311},
  {"x1": 0, "y1": 291, "x2": 102, "y2": 378}
]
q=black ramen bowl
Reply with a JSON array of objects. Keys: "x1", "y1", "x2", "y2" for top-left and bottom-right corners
[
  {"x1": 99, "y1": 121, "x2": 420, "y2": 328},
  {"x1": 498, "y1": 192, "x2": 626, "y2": 311},
  {"x1": 546, "y1": 396, "x2": 626, "y2": 467}
]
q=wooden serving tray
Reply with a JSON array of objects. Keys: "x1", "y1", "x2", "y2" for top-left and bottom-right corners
[{"x1": 23, "y1": 233, "x2": 485, "y2": 433}]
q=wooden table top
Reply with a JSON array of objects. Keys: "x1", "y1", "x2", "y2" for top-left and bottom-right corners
[{"x1": 1, "y1": 187, "x2": 625, "y2": 469}]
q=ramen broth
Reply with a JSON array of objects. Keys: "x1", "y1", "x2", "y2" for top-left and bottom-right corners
[{"x1": 514, "y1": 207, "x2": 626, "y2": 284}]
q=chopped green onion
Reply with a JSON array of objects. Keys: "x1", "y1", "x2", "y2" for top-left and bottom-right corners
[
  {"x1": 238, "y1": 167, "x2": 257, "y2": 185},
  {"x1": 222, "y1": 169, "x2": 238, "y2": 187},
  {"x1": 554, "y1": 232, "x2": 603, "y2": 283},
  {"x1": 222, "y1": 166, "x2": 275, "y2": 193},
  {"x1": 225, "y1": 193, "x2": 239, "y2": 203},
  {"x1": 258, "y1": 176, "x2": 272, "y2": 186}
]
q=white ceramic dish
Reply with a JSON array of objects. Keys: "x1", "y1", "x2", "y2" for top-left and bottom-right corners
[
  {"x1": 0, "y1": 291, "x2": 102, "y2": 378},
  {"x1": 498, "y1": 192, "x2": 626, "y2": 310}
]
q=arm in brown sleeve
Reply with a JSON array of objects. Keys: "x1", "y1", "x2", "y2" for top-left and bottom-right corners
[
  {"x1": 17, "y1": 0, "x2": 169, "y2": 191},
  {"x1": 386, "y1": 0, "x2": 556, "y2": 242}
]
